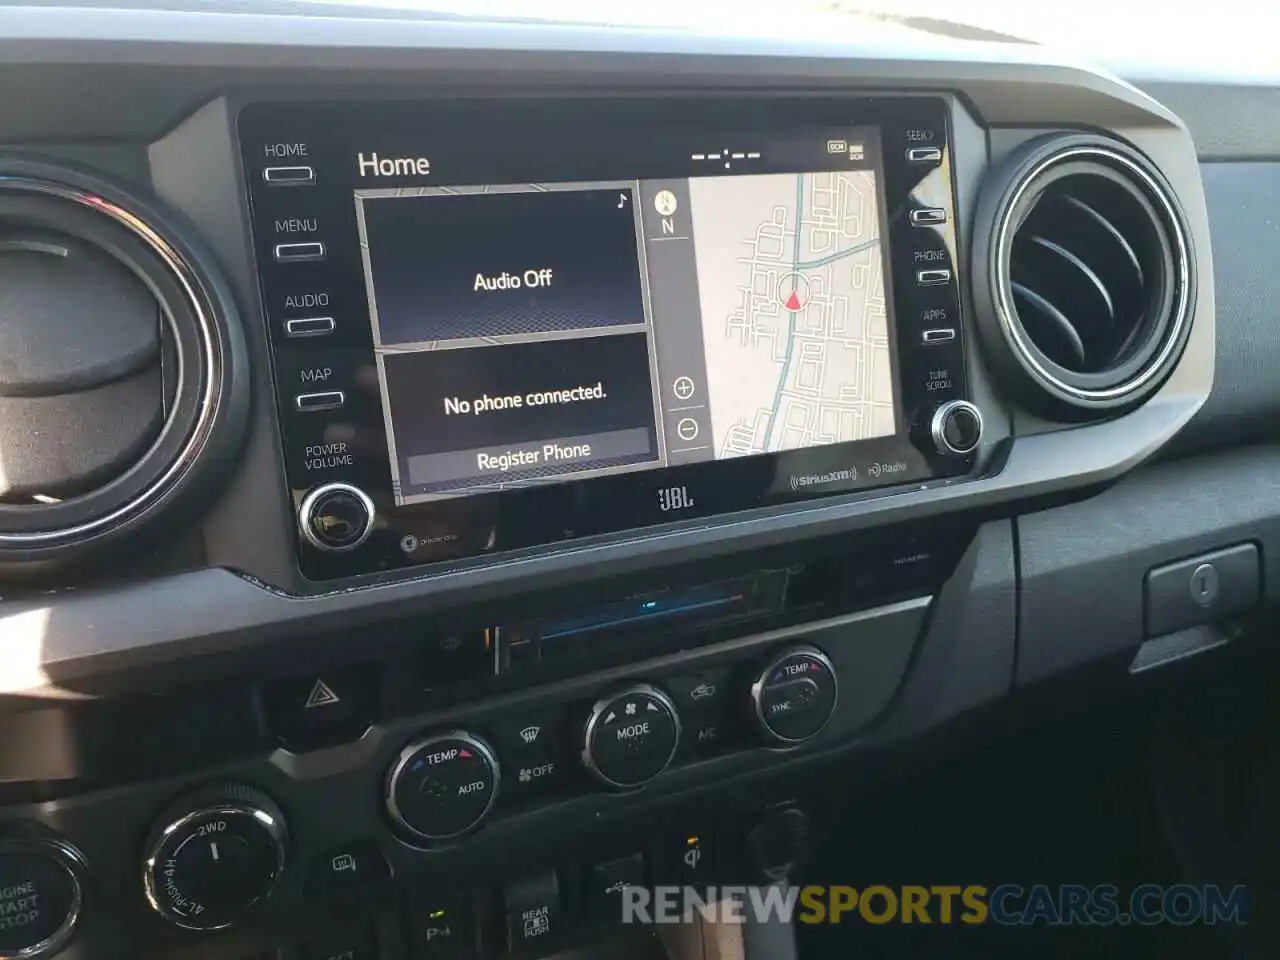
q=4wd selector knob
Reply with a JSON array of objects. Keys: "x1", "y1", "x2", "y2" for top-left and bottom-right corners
[
  {"x1": 298, "y1": 482, "x2": 375, "y2": 552},
  {"x1": 386, "y1": 731, "x2": 500, "y2": 843},
  {"x1": 582, "y1": 684, "x2": 681, "y2": 789},
  {"x1": 750, "y1": 646, "x2": 839, "y2": 745},
  {"x1": 142, "y1": 785, "x2": 288, "y2": 931}
]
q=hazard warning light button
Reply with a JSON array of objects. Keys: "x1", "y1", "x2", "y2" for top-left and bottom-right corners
[{"x1": 261, "y1": 664, "x2": 379, "y2": 749}]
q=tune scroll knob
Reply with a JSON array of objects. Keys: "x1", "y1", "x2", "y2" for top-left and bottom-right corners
[
  {"x1": 749, "y1": 646, "x2": 839, "y2": 745},
  {"x1": 298, "y1": 482, "x2": 375, "y2": 552},
  {"x1": 582, "y1": 684, "x2": 681, "y2": 790},
  {"x1": 142, "y1": 785, "x2": 288, "y2": 931},
  {"x1": 930, "y1": 400, "x2": 984, "y2": 457}
]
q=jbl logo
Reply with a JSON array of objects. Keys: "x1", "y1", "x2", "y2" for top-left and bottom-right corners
[{"x1": 657, "y1": 486, "x2": 695, "y2": 512}]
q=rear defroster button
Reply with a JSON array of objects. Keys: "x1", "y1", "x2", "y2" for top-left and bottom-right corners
[{"x1": 582, "y1": 685, "x2": 680, "y2": 790}]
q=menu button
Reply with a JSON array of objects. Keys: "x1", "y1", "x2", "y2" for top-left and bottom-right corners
[{"x1": 275, "y1": 242, "x2": 326, "y2": 263}]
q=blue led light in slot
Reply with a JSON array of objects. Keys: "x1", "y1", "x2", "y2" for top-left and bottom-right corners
[{"x1": 540, "y1": 595, "x2": 740, "y2": 640}]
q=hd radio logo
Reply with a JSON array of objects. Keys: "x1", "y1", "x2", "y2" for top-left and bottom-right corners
[{"x1": 620, "y1": 883, "x2": 1249, "y2": 928}]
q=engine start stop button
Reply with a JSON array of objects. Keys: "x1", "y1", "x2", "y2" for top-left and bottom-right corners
[{"x1": 0, "y1": 841, "x2": 83, "y2": 959}]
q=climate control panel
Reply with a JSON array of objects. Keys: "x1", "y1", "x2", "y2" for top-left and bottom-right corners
[{"x1": 0, "y1": 596, "x2": 929, "y2": 956}]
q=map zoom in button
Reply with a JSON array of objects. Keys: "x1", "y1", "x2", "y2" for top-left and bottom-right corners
[{"x1": 672, "y1": 376, "x2": 696, "y2": 401}]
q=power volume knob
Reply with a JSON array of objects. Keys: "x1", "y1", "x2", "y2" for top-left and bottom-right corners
[
  {"x1": 142, "y1": 785, "x2": 288, "y2": 931},
  {"x1": 930, "y1": 400, "x2": 984, "y2": 457},
  {"x1": 298, "y1": 482, "x2": 375, "y2": 552}
]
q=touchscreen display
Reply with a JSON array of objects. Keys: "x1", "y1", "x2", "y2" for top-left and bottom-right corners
[{"x1": 354, "y1": 128, "x2": 897, "y2": 504}]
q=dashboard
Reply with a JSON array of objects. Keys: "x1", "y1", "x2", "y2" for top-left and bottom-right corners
[{"x1": 0, "y1": 4, "x2": 1275, "y2": 959}]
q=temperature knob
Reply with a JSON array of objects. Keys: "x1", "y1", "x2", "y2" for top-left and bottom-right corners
[
  {"x1": 385, "y1": 731, "x2": 500, "y2": 843},
  {"x1": 142, "y1": 785, "x2": 288, "y2": 931},
  {"x1": 749, "y1": 646, "x2": 839, "y2": 745}
]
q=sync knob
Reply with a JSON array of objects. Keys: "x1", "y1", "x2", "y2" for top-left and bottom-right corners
[
  {"x1": 749, "y1": 646, "x2": 839, "y2": 745},
  {"x1": 298, "y1": 482, "x2": 375, "y2": 552}
]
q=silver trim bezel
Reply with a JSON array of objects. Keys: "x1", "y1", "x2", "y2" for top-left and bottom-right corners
[
  {"x1": 990, "y1": 145, "x2": 1193, "y2": 403},
  {"x1": 0, "y1": 175, "x2": 223, "y2": 547}
]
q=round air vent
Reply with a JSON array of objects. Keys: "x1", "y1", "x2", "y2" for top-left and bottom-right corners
[
  {"x1": 0, "y1": 157, "x2": 247, "y2": 571},
  {"x1": 972, "y1": 134, "x2": 1194, "y2": 417}
]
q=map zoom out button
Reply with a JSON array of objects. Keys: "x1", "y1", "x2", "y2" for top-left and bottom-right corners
[{"x1": 676, "y1": 418, "x2": 700, "y2": 442}]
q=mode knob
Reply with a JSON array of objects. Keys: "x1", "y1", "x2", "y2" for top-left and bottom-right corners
[
  {"x1": 142, "y1": 785, "x2": 288, "y2": 931},
  {"x1": 298, "y1": 482, "x2": 375, "y2": 552},
  {"x1": 749, "y1": 646, "x2": 839, "y2": 745},
  {"x1": 582, "y1": 684, "x2": 681, "y2": 790},
  {"x1": 930, "y1": 400, "x2": 984, "y2": 457},
  {"x1": 386, "y1": 731, "x2": 500, "y2": 843}
]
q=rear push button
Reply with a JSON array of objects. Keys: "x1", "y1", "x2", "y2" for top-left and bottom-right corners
[{"x1": 582, "y1": 685, "x2": 680, "y2": 789}]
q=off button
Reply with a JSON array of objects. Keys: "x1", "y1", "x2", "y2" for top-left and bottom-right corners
[{"x1": 0, "y1": 840, "x2": 84, "y2": 959}]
